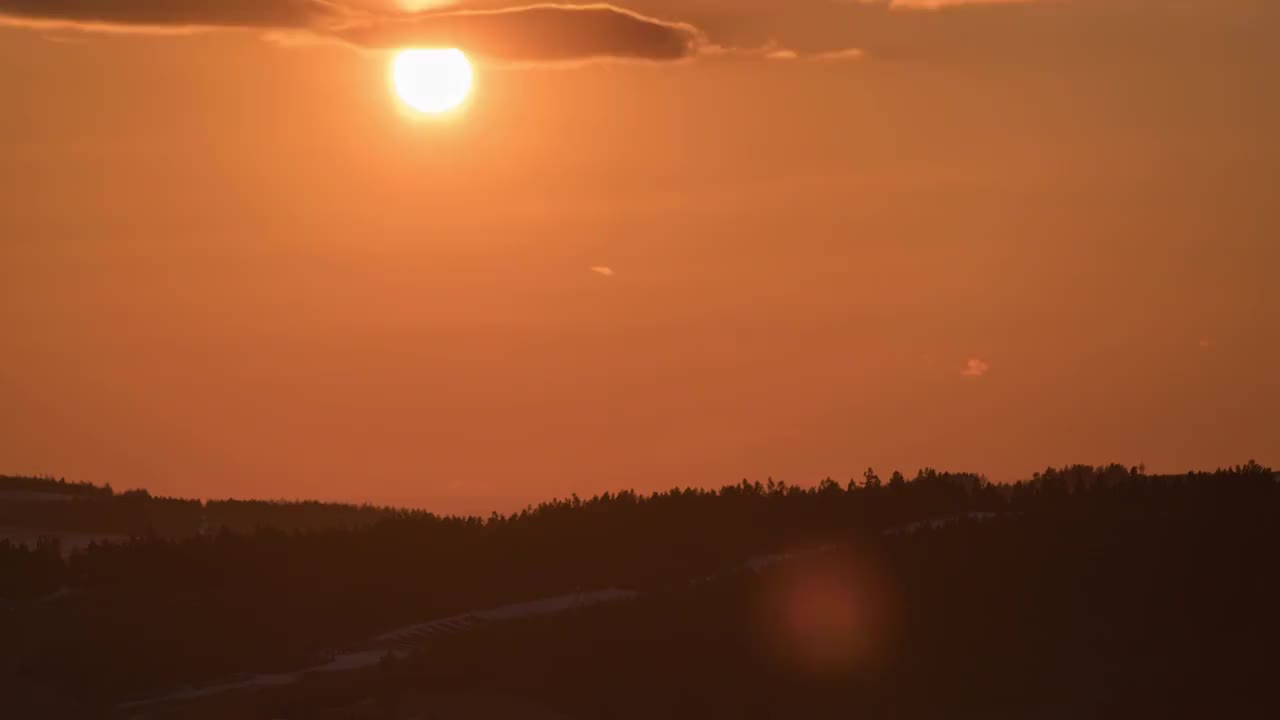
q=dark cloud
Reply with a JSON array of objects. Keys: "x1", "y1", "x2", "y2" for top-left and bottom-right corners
[
  {"x1": 0, "y1": 0, "x2": 335, "y2": 28},
  {"x1": 6, "y1": 0, "x2": 1275, "y2": 66},
  {"x1": 0, "y1": 1, "x2": 704, "y2": 62},
  {"x1": 332, "y1": 5, "x2": 703, "y2": 62}
]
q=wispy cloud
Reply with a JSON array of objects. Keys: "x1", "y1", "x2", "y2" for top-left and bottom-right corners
[
  {"x1": 591, "y1": 266, "x2": 616, "y2": 277},
  {"x1": 961, "y1": 358, "x2": 990, "y2": 378}
]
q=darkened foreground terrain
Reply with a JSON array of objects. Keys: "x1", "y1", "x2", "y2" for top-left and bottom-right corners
[{"x1": 2, "y1": 464, "x2": 1277, "y2": 718}]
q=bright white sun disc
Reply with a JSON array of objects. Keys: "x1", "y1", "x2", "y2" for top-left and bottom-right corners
[{"x1": 391, "y1": 48, "x2": 472, "y2": 114}]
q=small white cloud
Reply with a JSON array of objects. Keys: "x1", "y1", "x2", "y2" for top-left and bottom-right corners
[
  {"x1": 40, "y1": 33, "x2": 89, "y2": 44},
  {"x1": 754, "y1": 41, "x2": 863, "y2": 62},
  {"x1": 715, "y1": 38, "x2": 863, "y2": 63},
  {"x1": 810, "y1": 48, "x2": 865, "y2": 62},
  {"x1": 888, "y1": 0, "x2": 1035, "y2": 9},
  {"x1": 591, "y1": 266, "x2": 615, "y2": 277},
  {"x1": 1198, "y1": 337, "x2": 1214, "y2": 350},
  {"x1": 961, "y1": 358, "x2": 990, "y2": 378}
]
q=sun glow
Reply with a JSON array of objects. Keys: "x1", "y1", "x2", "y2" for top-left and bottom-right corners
[{"x1": 391, "y1": 48, "x2": 473, "y2": 115}]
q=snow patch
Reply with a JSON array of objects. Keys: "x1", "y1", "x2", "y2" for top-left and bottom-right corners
[{"x1": 883, "y1": 512, "x2": 1004, "y2": 536}]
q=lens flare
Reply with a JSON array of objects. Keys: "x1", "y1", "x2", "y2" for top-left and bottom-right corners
[{"x1": 755, "y1": 548, "x2": 894, "y2": 674}]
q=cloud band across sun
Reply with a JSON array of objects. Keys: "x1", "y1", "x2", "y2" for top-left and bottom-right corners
[
  {"x1": 333, "y1": 4, "x2": 702, "y2": 62},
  {"x1": 0, "y1": 1, "x2": 706, "y2": 62}
]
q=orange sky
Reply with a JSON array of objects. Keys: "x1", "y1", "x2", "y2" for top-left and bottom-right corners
[{"x1": 1, "y1": 1, "x2": 1277, "y2": 514}]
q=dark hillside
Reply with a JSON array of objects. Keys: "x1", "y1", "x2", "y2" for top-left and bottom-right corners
[{"x1": 0, "y1": 463, "x2": 1275, "y2": 718}]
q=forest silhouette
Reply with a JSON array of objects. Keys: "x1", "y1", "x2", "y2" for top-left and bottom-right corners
[{"x1": 1, "y1": 463, "x2": 1277, "y2": 718}]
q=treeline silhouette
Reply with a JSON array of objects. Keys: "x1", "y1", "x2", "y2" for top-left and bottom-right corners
[
  {"x1": 353, "y1": 478, "x2": 1278, "y2": 720},
  {"x1": 0, "y1": 474, "x2": 112, "y2": 498},
  {"x1": 1, "y1": 463, "x2": 1275, "y2": 718},
  {"x1": 0, "y1": 475, "x2": 419, "y2": 537}
]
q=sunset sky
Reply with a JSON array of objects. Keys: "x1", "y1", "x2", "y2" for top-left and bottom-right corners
[{"x1": 1, "y1": 0, "x2": 1276, "y2": 514}]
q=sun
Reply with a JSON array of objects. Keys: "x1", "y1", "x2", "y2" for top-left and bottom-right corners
[{"x1": 391, "y1": 48, "x2": 473, "y2": 115}]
